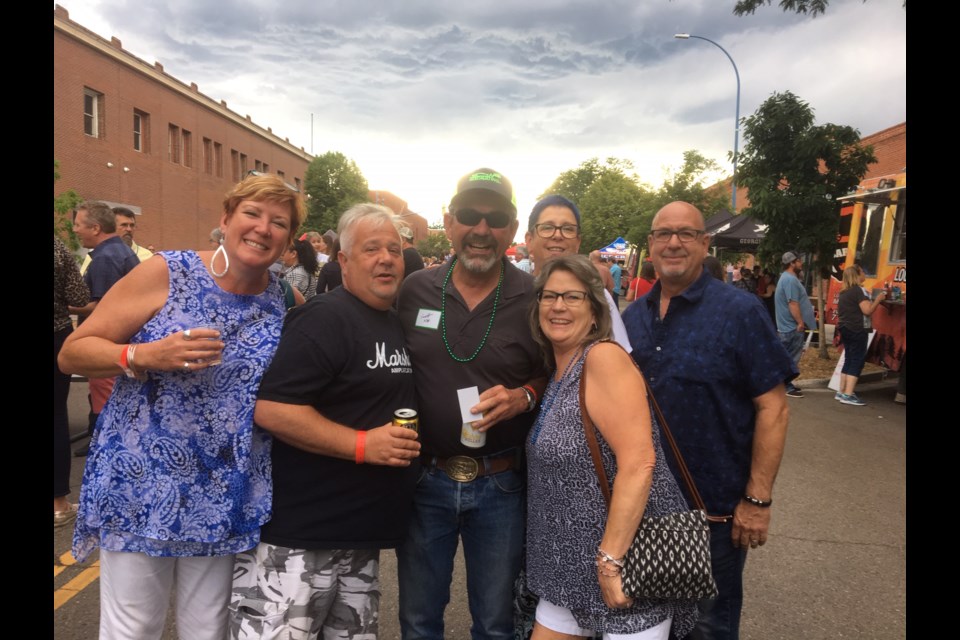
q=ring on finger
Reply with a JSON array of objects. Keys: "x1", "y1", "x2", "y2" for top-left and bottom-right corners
[
  {"x1": 183, "y1": 361, "x2": 190, "y2": 370},
  {"x1": 183, "y1": 329, "x2": 193, "y2": 340}
]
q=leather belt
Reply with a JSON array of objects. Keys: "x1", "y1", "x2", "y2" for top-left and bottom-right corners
[{"x1": 422, "y1": 450, "x2": 520, "y2": 482}]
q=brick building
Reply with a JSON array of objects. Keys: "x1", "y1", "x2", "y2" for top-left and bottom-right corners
[
  {"x1": 369, "y1": 190, "x2": 428, "y2": 243},
  {"x1": 54, "y1": 5, "x2": 312, "y2": 250}
]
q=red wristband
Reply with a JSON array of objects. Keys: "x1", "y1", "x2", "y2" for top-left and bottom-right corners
[
  {"x1": 522, "y1": 384, "x2": 538, "y2": 404},
  {"x1": 355, "y1": 430, "x2": 366, "y2": 464}
]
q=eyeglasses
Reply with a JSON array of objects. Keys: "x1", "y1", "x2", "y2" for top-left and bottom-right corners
[
  {"x1": 538, "y1": 289, "x2": 589, "y2": 306},
  {"x1": 649, "y1": 228, "x2": 705, "y2": 243},
  {"x1": 533, "y1": 223, "x2": 580, "y2": 239},
  {"x1": 453, "y1": 208, "x2": 513, "y2": 229}
]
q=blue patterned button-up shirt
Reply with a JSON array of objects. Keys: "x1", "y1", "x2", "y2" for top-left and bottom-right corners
[{"x1": 622, "y1": 268, "x2": 797, "y2": 515}]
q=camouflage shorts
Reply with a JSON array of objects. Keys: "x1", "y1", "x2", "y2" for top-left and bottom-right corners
[{"x1": 229, "y1": 543, "x2": 380, "y2": 640}]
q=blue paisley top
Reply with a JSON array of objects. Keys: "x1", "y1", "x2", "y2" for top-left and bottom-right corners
[
  {"x1": 526, "y1": 342, "x2": 698, "y2": 637},
  {"x1": 72, "y1": 251, "x2": 285, "y2": 562}
]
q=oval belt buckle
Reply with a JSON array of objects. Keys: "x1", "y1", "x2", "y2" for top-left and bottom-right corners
[{"x1": 445, "y1": 455, "x2": 479, "y2": 482}]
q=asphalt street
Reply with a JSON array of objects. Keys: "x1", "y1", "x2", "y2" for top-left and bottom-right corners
[{"x1": 54, "y1": 377, "x2": 906, "y2": 639}]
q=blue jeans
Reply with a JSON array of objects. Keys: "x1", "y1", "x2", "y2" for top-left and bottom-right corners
[
  {"x1": 838, "y1": 327, "x2": 868, "y2": 377},
  {"x1": 686, "y1": 520, "x2": 748, "y2": 640},
  {"x1": 397, "y1": 462, "x2": 525, "y2": 640},
  {"x1": 778, "y1": 330, "x2": 805, "y2": 390}
]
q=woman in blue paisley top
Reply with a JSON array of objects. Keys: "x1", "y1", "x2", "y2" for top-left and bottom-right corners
[
  {"x1": 58, "y1": 174, "x2": 305, "y2": 640},
  {"x1": 524, "y1": 255, "x2": 697, "y2": 640}
]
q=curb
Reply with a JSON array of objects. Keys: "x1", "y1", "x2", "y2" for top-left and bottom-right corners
[{"x1": 795, "y1": 369, "x2": 898, "y2": 390}]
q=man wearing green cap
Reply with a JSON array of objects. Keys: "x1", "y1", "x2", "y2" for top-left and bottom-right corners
[{"x1": 397, "y1": 168, "x2": 547, "y2": 640}]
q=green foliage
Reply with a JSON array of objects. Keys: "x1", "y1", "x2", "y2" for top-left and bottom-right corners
[
  {"x1": 303, "y1": 152, "x2": 369, "y2": 234},
  {"x1": 737, "y1": 91, "x2": 876, "y2": 274},
  {"x1": 540, "y1": 158, "x2": 653, "y2": 253},
  {"x1": 733, "y1": 0, "x2": 903, "y2": 17},
  {"x1": 417, "y1": 232, "x2": 451, "y2": 260},
  {"x1": 54, "y1": 160, "x2": 82, "y2": 250},
  {"x1": 652, "y1": 150, "x2": 730, "y2": 221}
]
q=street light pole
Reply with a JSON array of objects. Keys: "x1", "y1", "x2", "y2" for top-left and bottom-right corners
[{"x1": 674, "y1": 33, "x2": 741, "y2": 212}]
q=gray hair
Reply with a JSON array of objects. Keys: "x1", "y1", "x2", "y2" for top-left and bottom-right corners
[
  {"x1": 515, "y1": 245, "x2": 529, "y2": 259},
  {"x1": 528, "y1": 254, "x2": 612, "y2": 370},
  {"x1": 77, "y1": 201, "x2": 116, "y2": 234},
  {"x1": 338, "y1": 203, "x2": 400, "y2": 255}
]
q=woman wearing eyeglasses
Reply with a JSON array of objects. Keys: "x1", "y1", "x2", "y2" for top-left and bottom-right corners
[{"x1": 524, "y1": 254, "x2": 697, "y2": 639}]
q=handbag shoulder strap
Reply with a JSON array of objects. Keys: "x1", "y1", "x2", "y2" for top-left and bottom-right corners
[{"x1": 579, "y1": 339, "x2": 716, "y2": 518}]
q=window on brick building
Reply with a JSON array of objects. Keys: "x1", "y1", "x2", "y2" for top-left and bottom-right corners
[
  {"x1": 255, "y1": 160, "x2": 263, "y2": 172},
  {"x1": 277, "y1": 170, "x2": 285, "y2": 179},
  {"x1": 168, "y1": 125, "x2": 181, "y2": 164},
  {"x1": 295, "y1": 177, "x2": 302, "y2": 191},
  {"x1": 182, "y1": 130, "x2": 193, "y2": 168},
  {"x1": 240, "y1": 153, "x2": 248, "y2": 175},
  {"x1": 262, "y1": 162, "x2": 269, "y2": 173},
  {"x1": 84, "y1": 87, "x2": 104, "y2": 138},
  {"x1": 203, "y1": 138, "x2": 213, "y2": 174},
  {"x1": 231, "y1": 150, "x2": 240, "y2": 182},
  {"x1": 133, "y1": 110, "x2": 150, "y2": 152},
  {"x1": 214, "y1": 143, "x2": 223, "y2": 177}
]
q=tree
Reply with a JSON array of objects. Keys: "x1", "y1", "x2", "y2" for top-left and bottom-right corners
[
  {"x1": 737, "y1": 90, "x2": 876, "y2": 356},
  {"x1": 303, "y1": 151, "x2": 369, "y2": 234},
  {"x1": 417, "y1": 232, "x2": 451, "y2": 260},
  {"x1": 541, "y1": 157, "x2": 653, "y2": 253},
  {"x1": 54, "y1": 160, "x2": 82, "y2": 250},
  {"x1": 733, "y1": 1, "x2": 904, "y2": 17},
  {"x1": 653, "y1": 150, "x2": 730, "y2": 220},
  {"x1": 579, "y1": 173, "x2": 652, "y2": 253}
]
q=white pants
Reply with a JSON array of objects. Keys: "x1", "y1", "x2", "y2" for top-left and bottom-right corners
[
  {"x1": 535, "y1": 598, "x2": 672, "y2": 640},
  {"x1": 99, "y1": 549, "x2": 234, "y2": 640}
]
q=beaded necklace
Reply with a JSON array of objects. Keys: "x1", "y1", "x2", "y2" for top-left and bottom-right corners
[
  {"x1": 529, "y1": 345, "x2": 584, "y2": 445},
  {"x1": 440, "y1": 257, "x2": 505, "y2": 363}
]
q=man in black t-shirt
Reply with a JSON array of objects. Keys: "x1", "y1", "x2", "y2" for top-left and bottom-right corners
[{"x1": 229, "y1": 204, "x2": 421, "y2": 639}]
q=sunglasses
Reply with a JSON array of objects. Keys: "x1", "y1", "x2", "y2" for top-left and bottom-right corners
[{"x1": 454, "y1": 208, "x2": 513, "y2": 229}]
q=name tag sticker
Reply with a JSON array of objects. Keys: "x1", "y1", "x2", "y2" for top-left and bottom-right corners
[{"x1": 416, "y1": 309, "x2": 442, "y2": 330}]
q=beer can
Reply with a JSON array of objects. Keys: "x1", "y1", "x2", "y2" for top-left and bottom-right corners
[
  {"x1": 460, "y1": 422, "x2": 486, "y2": 448},
  {"x1": 393, "y1": 408, "x2": 419, "y2": 434}
]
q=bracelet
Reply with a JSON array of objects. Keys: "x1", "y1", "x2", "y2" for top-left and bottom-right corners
[
  {"x1": 743, "y1": 494, "x2": 772, "y2": 508},
  {"x1": 118, "y1": 344, "x2": 145, "y2": 380},
  {"x1": 355, "y1": 430, "x2": 366, "y2": 464},
  {"x1": 595, "y1": 557, "x2": 622, "y2": 576},
  {"x1": 522, "y1": 384, "x2": 539, "y2": 405},
  {"x1": 596, "y1": 548, "x2": 625, "y2": 568}
]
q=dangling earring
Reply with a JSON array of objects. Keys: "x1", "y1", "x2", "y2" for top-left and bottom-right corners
[
  {"x1": 591, "y1": 322, "x2": 598, "y2": 333},
  {"x1": 210, "y1": 236, "x2": 229, "y2": 277}
]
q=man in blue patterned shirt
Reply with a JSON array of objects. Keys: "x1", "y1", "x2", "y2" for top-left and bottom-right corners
[{"x1": 622, "y1": 201, "x2": 796, "y2": 640}]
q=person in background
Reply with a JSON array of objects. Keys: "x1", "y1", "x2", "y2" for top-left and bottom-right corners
[
  {"x1": 400, "y1": 225, "x2": 425, "y2": 280},
  {"x1": 525, "y1": 255, "x2": 697, "y2": 639},
  {"x1": 835, "y1": 265, "x2": 886, "y2": 406},
  {"x1": 702, "y1": 256, "x2": 725, "y2": 282},
  {"x1": 589, "y1": 250, "x2": 615, "y2": 294},
  {"x1": 626, "y1": 261, "x2": 657, "y2": 303},
  {"x1": 58, "y1": 174, "x2": 305, "y2": 639},
  {"x1": 305, "y1": 230, "x2": 330, "y2": 265},
  {"x1": 756, "y1": 268, "x2": 777, "y2": 327},
  {"x1": 70, "y1": 201, "x2": 141, "y2": 457},
  {"x1": 774, "y1": 252, "x2": 816, "y2": 399},
  {"x1": 54, "y1": 236, "x2": 90, "y2": 528},
  {"x1": 514, "y1": 245, "x2": 533, "y2": 273},
  {"x1": 609, "y1": 258, "x2": 623, "y2": 308},
  {"x1": 282, "y1": 238, "x2": 319, "y2": 300},
  {"x1": 622, "y1": 201, "x2": 794, "y2": 640},
  {"x1": 317, "y1": 238, "x2": 343, "y2": 294}
]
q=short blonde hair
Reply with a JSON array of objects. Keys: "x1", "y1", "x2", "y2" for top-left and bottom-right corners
[
  {"x1": 841, "y1": 265, "x2": 862, "y2": 291},
  {"x1": 223, "y1": 174, "x2": 306, "y2": 240}
]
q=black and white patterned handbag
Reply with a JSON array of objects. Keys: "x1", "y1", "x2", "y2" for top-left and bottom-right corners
[{"x1": 580, "y1": 346, "x2": 720, "y2": 600}]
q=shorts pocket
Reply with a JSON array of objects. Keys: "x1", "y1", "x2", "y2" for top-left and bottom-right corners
[{"x1": 228, "y1": 597, "x2": 290, "y2": 640}]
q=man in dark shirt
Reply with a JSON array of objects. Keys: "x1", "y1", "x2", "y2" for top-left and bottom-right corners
[
  {"x1": 622, "y1": 201, "x2": 795, "y2": 640},
  {"x1": 400, "y1": 225, "x2": 424, "y2": 280},
  {"x1": 397, "y1": 168, "x2": 546, "y2": 640},
  {"x1": 230, "y1": 204, "x2": 421, "y2": 638},
  {"x1": 69, "y1": 201, "x2": 140, "y2": 456}
]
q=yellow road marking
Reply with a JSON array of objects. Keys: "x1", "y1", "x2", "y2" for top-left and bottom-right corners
[{"x1": 54, "y1": 555, "x2": 100, "y2": 610}]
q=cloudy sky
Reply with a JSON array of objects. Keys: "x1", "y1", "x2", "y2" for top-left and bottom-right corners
[{"x1": 59, "y1": 0, "x2": 906, "y2": 235}]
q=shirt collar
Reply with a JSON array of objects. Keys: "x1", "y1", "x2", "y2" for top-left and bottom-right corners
[{"x1": 644, "y1": 267, "x2": 712, "y2": 310}]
